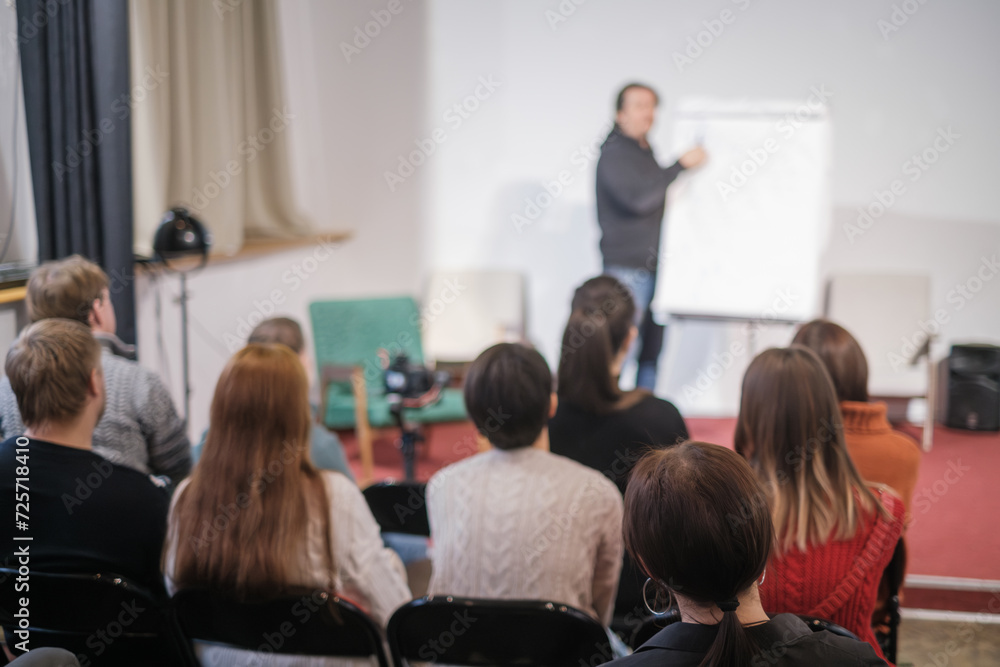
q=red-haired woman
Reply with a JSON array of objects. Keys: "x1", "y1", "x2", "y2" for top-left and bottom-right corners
[{"x1": 164, "y1": 344, "x2": 410, "y2": 665}]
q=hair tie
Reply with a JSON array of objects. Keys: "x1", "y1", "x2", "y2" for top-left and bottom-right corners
[{"x1": 716, "y1": 598, "x2": 740, "y2": 612}]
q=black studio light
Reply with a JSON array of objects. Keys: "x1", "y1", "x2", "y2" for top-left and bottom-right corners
[
  {"x1": 153, "y1": 207, "x2": 211, "y2": 268},
  {"x1": 152, "y1": 207, "x2": 212, "y2": 425}
]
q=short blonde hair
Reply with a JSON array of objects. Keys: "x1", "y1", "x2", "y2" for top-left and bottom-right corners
[
  {"x1": 26, "y1": 255, "x2": 109, "y2": 325},
  {"x1": 5, "y1": 319, "x2": 102, "y2": 428}
]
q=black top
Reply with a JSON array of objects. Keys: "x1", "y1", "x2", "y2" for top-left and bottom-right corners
[
  {"x1": 549, "y1": 394, "x2": 688, "y2": 495},
  {"x1": 0, "y1": 437, "x2": 170, "y2": 596},
  {"x1": 596, "y1": 126, "x2": 686, "y2": 268},
  {"x1": 610, "y1": 614, "x2": 887, "y2": 666}
]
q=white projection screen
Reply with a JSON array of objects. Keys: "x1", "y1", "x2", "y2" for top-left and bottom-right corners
[{"x1": 652, "y1": 98, "x2": 831, "y2": 323}]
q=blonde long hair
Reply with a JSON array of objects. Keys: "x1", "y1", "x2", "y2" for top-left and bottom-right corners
[
  {"x1": 168, "y1": 344, "x2": 333, "y2": 598},
  {"x1": 734, "y1": 346, "x2": 888, "y2": 554}
]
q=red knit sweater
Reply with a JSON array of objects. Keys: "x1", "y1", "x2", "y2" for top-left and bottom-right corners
[{"x1": 759, "y1": 489, "x2": 904, "y2": 665}]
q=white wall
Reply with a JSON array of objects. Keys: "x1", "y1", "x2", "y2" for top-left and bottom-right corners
[{"x1": 425, "y1": 0, "x2": 1000, "y2": 416}]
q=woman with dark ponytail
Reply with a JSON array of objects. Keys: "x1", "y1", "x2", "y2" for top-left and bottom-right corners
[
  {"x1": 550, "y1": 275, "x2": 689, "y2": 627},
  {"x1": 550, "y1": 275, "x2": 688, "y2": 494},
  {"x1": 609, "y1": 442, "x2": 887, "y2": 666}
]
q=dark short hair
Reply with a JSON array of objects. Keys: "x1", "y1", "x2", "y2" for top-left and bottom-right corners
[
  {"x1": 248, "y1": 317, "x2": 305, "y2": 354},
  {"x1": 463, "y1": 343, "x2": 552, "y2": 450},
  {"x1": 616, "y1": 83, "x2": 659, "y2": 112},
  {"x1": 792, "y1": 319, "x2": 869, "y2": 402}
]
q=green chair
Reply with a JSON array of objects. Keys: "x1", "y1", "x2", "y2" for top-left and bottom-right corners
[{"x1": 309, "y1": 297, "x2": 467, "y2": 483}]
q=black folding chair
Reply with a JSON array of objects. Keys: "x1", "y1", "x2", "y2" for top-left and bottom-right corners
[
  {"x1": 388, "y1": 596, "x2": 613, "y2": 666},
  {"x1": 363, "y1": 481, "x2": 431, "y2": 536},
  {"x1": 796, "y1": 614, "x2": 861, "y2": 640},
  {"x1": 0, "y1": 569, "x2": 196, "y2": 666},
  {"x1": 172, "y1": 588, "x2": 389, "y2": 667}
]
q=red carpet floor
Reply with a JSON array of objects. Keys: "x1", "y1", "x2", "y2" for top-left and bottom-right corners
[{"x1": 340, "y1": 418, "x2": 1000, "y2": 609}]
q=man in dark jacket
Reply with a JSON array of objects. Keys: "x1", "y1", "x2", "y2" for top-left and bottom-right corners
[{"x1": 596, "y1": 83, "x2": 705, "y2": 390}]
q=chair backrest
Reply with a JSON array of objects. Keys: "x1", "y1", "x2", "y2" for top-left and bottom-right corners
[
  {"x1": 362, "y1": 481, "x2": 430, "y2": 536},
  {"x1": 172, "y1": 588, "x2": 389, "y2": 666},
  {"x1": 422, "y1": 271, "x2": 525, "y2": 364},
  {"x1": 795, "y1": 614, "x2": 860, "y2": 640},
  {"x1": 0, "y1": 569, "x2": 195, "y2": 666},
  {"x1": 825, "y1": 274, "x2": 931, "y2": 398},
  {"x1": 310, "y1": 297, "x2": 425, "y2": 397},
  {"x1": 388, "y1": 596, "x2": 613, "y2": 666}
]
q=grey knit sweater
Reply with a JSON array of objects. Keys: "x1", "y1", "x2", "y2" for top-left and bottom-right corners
[{"x1": 0, "y1": 335, "x2": 191, "y2": 482}]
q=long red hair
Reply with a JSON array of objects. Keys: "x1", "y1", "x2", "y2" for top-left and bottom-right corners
[{"x1": 167, "y1": 344, "x2": 333, "y2": 598}]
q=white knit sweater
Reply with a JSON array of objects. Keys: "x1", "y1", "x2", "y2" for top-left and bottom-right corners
[{"x1": 427, "y1": 447, "x2": 624, "y2": 626}]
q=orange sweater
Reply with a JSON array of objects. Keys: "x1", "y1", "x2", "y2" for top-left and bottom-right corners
[{"x1": 840, "y1": 401, "x2": 922, "y2": 520}]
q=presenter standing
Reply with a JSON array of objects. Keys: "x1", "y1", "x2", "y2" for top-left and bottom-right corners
[{"x1": 596, "y1": 83, "x2": 706, "y2": 390}]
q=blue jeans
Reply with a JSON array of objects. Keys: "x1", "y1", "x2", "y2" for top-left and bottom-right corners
[{"x1": 603, "y1": 265, "x2": 664, "y2": 391}]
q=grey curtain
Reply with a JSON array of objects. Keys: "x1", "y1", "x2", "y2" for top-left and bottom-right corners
[{"x1": 16, "y1": 0, "x2": 137, "y2": 344}]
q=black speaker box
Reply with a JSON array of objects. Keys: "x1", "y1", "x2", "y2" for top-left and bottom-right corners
[{"x1": 946, "y1": 344, "x2": 1000, "y2": 431}]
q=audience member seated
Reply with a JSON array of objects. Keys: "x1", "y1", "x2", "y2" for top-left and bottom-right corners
[
  {"x1": 427, "y1": 343, "x2": 624, "y2": 629},
  {"x1": 0, "y1": 319, "x2": 171, "y2": 595},
  {"x1": 550, "y1": 275, "x2": 688, "y2": 492},
  {"x1": 792, "y1": 319, "x2": 921, "y2": 517},
  {"x1": 163, "y1": 344, "x2": 409, "y2": 666},
  {"x1": 0, "y1": 256, "x2": 190, "y2": 482},
  {"x1": 793, "y1": 319, "x2": 921, "y2": 634},
  {"x1": 609, "y1": 441, "x2": 886, "y2": 666},
  {"x1": 735, "y1": 347, "x2": 904, "y2": 664},
  {"x1": 549, "y1": 275, "x2": 687, "y2": 625},
  {"x1": 190, "y1": 316, "x2": 354, "y2": 482}
]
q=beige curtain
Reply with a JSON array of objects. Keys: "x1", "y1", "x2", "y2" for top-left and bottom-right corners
[{"x1": 130, "y1": 0, "x2": 311, "y2": 256}]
